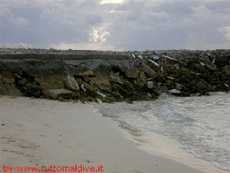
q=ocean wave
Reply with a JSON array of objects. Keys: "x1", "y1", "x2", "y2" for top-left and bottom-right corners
[{"x1": 92, "y1": 93, "x2": 230, "y2": 171}]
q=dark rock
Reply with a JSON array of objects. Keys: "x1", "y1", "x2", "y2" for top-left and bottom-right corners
[
  {"x1": 82, "y1": 82, "x2": 98, "y2": 97},
  {"x1": 223, "y1": 66, "x2": 230, "y2": 75},
  {"x1": 14, "y1": 73, "x2": 42, "y2": 97},
  {"x1": 137, "y1": 71, "x2": 147, "y2": 88},
  {"x1": 141, "y1": 64, "x2": 158, "y2": 78},
  {"x1": 176, "y1": 83, "x2": 183, "y2": 90},
  {"x1": 90, "y1": 76, "x2": 111, "y2": 92},
  {"x1": 122, "y1": 67, "x2": 139, "y2": 79},
  {"x1": 205, "y1": 63, "x2": 217, "y2": 71},
  {"x1": 77, "y1": 69, "x2": 95, "y2": 77},
  {"x1": 0, "y1": 48, "x2": 230, "y2": 102},
  {"x1": 154, "y1": 85, "x2": 168, "y2": 95}
]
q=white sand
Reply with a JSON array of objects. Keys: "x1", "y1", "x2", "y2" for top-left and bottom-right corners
[{"x1": 0, "y1": 96, "x2": 204, "y2": 173}]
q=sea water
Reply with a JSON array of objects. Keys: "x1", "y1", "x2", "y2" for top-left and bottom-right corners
[{"x1": 92, "y1": 92, "x2": 230, "y2": 172}]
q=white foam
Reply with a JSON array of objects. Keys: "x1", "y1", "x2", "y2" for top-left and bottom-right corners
[{"x1": 93, "y1": 93, "x2": 230, "y2": 172}]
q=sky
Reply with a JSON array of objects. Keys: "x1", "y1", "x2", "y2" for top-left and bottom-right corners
[{"x1": 0, "y1": 0, "x2": 229, "y2": 50}]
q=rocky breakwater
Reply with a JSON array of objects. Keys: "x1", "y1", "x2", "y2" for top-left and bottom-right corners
[{"x1": 0, "y1": 48, "x2": 229, "y2": 103}]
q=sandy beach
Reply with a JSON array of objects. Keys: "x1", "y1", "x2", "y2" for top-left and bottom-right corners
[{"x1": 0, "y1": 96, "x2": 205, "y2": 173}]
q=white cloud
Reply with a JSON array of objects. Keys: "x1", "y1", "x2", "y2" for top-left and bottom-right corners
[
  {"x1": 89, "y1": 24, "x2": 111, "y2": 43},
  {"x1": 52, "y1": 42, "x2": 116, "y2": 51},
  {"x1": 100, "y1": 0, "x2": 124, "y2": 4},
  {"x1": 218, "y1": 26, "x2": 230, "y2": 41}
]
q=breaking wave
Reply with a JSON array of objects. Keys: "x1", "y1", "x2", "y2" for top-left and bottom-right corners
[{"x1": 92, "y1": 92, "x2": 230, "y2": 171}]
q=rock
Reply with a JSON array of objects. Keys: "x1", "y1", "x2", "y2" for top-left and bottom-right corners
[
  {"x1": 154, "y1": 85, "x2": 168, "y2": 95},
  {"x1": 141, "y1": 64, "x2": 157, "y2": 78},
  {"x1": 96, "y1": 98, "x2": 103, "y2": 103},
  {"x1": 147, "y1": 93, "x2": 152, "y2": 98},
  {"x1": 110, "y1": 73, "x2": 124, "y2": 85},
  {"x1": 223, "y1": 66, "x2": 230, "y2": 75},
  {"x1": 112, "y1": 83, "x2": 132, "y2": 96},
  {"x1": 148, "y1": 59, "x2": 160, "y2": 67},
  {"x1": 58, "y1": 97, "x2": 65, "y2": 102},
  {"x1": 176, "y1": 83, "x2": 183, "y2": 90},
  {"x1": 122, "y1": 68, "x2": 139, "y2": 79},
  {"x1": 1, "y1": 49, "x2": 230, "y2": 102},
  {"x1": 77, "y1": 69, "x2": 95, "y2": 77},
  {"x1": 35, "y1": 76, "x2": 65, "y2": 90},
  {"x1": 200, "y1": 62, "x2": 205, "y2": 66},
  {"x1": 195, "y1": 93, "x2": 202, "y2": 96},
  {"x1": 80, "y1": 84, "x2": 86, "y2": 92},
  {"x1": 162, "y1": 55, "x2": 178, "y2": 61},
  {"x1": 110, "y1": 91, "x2": 123, "y2": 99},
  {"x1": 100, "y1": 92, "x2": 123, "y2": 103},
  {"x1": 13, "y1": 73, "x2": 22, "y2": 80},
  {"x1": 1, "y1": 83, "x2": 23, "y2": 96},
  {"x1": 167, "y1": 76, "x2": 175, "y2": 80},
  {"x1": 147, "y1": 81, "x2": 154, "y2": 89},
  {"x1": 90, "y1": 77, "x2": 111, "y2": 92},
  {"x1": 46, "y1": 89, "x2": 73, "y2": 99},
  {"x1": 2, "y1": 77, "x2": 15, "y2": 84},
  {"x1": 83, "y1": 82, "x2": 98, "y2": 97},
  {"x1": 169, "y1": 89, "x2": 181, "y2": 94},
  {"x1": 215, "y1": 55, "x2": 229, "y2": 67},
  {"x1": 0, "y1": 80, "x2": 4, "y2": 92},
  {"x1": 13, "y1": 73, "x2": 42, "y2": 97},
  {"x1": 64, "y1": 75, "x2": 79, "y2": 91},
  {"x1": 205, "y1": 63, "x2": 216, "y2": 71},
  {"x1": 137, "y1": 71, "x2": 147, "y2": 87},
  {"x1": 97, "y1": 91, "x2": 106, "y2": 98}
]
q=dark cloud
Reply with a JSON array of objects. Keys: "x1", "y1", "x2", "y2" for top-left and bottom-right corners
[{"x1": 0, "y1": 0, "x2": 229, "y2": 50}]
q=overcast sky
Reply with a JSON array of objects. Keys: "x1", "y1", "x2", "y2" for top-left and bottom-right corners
[{"x1": 0, "y1": 0, "x2": 229, "y2": 50}]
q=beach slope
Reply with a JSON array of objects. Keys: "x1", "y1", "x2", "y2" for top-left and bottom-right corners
[{"x1": 0, "y1": 96, "x2": 203, "y2": 173}]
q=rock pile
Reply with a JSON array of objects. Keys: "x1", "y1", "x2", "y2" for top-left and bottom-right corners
[{"x1": 0, "y1": 49, "x2": 229, "y2": 103}]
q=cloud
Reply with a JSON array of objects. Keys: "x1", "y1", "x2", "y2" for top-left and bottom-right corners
[
  {"x1": 219, "y1": 26, "x2": 230, "y2": 41},
  {"x1": 100, "y1": 0, "x2": 124, "y2": 4},
  {"x1": 52, "y1": 42, "x2": 116, "y2": 50},
  {"x1": 0, "y1": 0, "x2": 229, "y2": 50},
  {"x1": 0, "y1": 5, "x2": 28, "y2": 26},
  {"x1": 89, "y1": 23, "x2": 111, "y2": 43}
]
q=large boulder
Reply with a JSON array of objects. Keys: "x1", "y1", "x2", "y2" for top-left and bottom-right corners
[
  {"x1": 141, "y1": 64, "x2": 157, "y2": 78},
  {"x1": 122, "y1": 67, "x2": 139, "y2": 79},
  {"x1": 46, "y1": 89, "x2": 73, "y2": 99},
  {"x1": 35, "y1": 76, "x2": 65, "y2": 90},
  {"x1": 90, "y1": 76, "x2": 111, "y2": 92},
  {"x1": 64, "y1": 75, "x2": 80, "y2": 91}
]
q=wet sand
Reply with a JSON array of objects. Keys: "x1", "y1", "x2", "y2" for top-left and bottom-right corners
[
  {"x1": 0, "y1": 96, "x2": 203, "y2": 173},
  {"x1": 128, "y1": 131, "x2": 227, "y2": 173}
]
